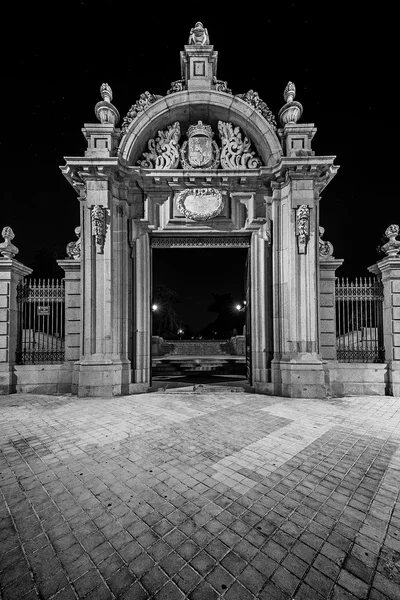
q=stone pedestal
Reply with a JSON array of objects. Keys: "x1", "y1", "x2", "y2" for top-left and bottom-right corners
[
  {"x1": 370, "y1": 256, "x2": 400, "y2": 396},
  {"x1": 319, "y1": 258, "x2": 343, "y2": 360},
  {"x1": 0, "y1": 259, "x2": 32, "y2": 394}
]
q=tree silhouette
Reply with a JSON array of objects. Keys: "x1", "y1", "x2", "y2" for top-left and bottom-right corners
[
  {"x1": 152, "y1": 284, "x2": 182, "y2": 338},
  {"x1": 200, "y1": 292, "x2": 245, "y2": 339}
]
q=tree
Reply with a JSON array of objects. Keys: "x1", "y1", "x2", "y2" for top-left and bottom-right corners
[
  {"x1": 200, "y1": 292, "x2": 245, "y2": 339},
  {"x1": 152, "y1": 284, "x2": 182, "y2": 339}
]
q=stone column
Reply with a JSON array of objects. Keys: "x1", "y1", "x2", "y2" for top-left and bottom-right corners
[
  {"x1": 131, "y1": 231, "x2": 151, "y2": 390},
  {"x1": 56, "y1": 259, "x2": 81, "y2": 363},
  {"x1": 271, "y1": 176, "x2": 326, "y2": 398},
  {"x1": 0, "y1": 258, "x2": 32, "y2": 394},
  {"x1": 319, "y1": 258, "x2": 343, "y2": 360},
  {"x1": 250, "y1": 226, "x2": 273, "y2": 393}
]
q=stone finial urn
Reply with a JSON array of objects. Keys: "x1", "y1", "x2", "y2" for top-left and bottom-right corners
[
  {"x1": 0, "y1": 226, "x2": 19, "y2": 258},
  {"x1": 382, "y1": 224, "x2": 400, "y2": 257},
  {"x1": 278, "y1": 82, "x2": 303, "y2": 126},
  {"x1": 95, "y1": 83, "x2": 120, "y2": 125}
]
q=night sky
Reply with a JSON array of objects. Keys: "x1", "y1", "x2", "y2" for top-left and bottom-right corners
[{"x1": 2, "y1": 4, "x2": 397, "y2": 331}]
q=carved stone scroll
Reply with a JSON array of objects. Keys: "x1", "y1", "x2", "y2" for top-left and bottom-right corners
[
  {"x1": 319, "y1": 226, "x2": 334, "y2": 259},
  {"x1": 212, "y1": 76, "x2": 232, "y2": 94},
  {"x1": 167, "y1": 79, "x2": 185, "y2": 94},
  {"x1": 296, "y1": 205, "x2": 310, "y2": 254},
  {"x1": 137, "y1": 122, "x2": 181, "y2": 169},
  {"x1": 91, "y1": 206, "x2": 105, "y2": 248},
  {"x1": 218, "y1": 121, "x2": 261, "y2": 169}
]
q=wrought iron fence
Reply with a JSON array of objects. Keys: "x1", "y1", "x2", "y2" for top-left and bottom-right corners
[
  {"x1": 335, "y1": 277, "x2": 385, "y2": 362},
  {"x1": 16, "y1": 279, "x2": 65, "y2": 364}
]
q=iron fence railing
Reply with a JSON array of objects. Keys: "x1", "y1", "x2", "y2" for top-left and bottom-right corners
[
  {"x1": 335, "y1": 277, "x2": 385, "y2": 363},
  {"x1": 16, "y1": 279, "x2": 65, "y2": 364}
]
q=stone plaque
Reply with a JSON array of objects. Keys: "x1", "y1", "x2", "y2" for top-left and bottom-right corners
[{"x1": 176, "y1": 188, "x2": 224, "y2": 221}]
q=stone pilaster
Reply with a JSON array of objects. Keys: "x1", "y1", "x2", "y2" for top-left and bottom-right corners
[
  {"x1": 74, "y1": 178, "x2": 131, "y2": 397},
  {"x1": 371, "y1": 256, "x2": 400, "y2": 396},
  {"x1": 57, "y1": 259, "x2": 81, "y2": 363},
  {"x1": 0, "y1": 259, "x2": 32, "y2": 394},
  {"x1": 319, "y1": 258, "x2": 343, "y2": 360},
  {"x1": 271, "y1": 176, "x2": 326, "y2": 398}
]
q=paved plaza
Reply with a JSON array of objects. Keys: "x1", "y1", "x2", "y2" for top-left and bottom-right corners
[{"x1": 0, "y1": 388, "x2": 400, "y2": 600}]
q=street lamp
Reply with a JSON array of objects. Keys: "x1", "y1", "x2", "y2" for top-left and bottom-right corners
[
  {"x1": 177, "y1": 328, "x2": 184, "y2": 340},
  {"x1": 152, "y1": 304, "x2": 158, "y2": 312}
]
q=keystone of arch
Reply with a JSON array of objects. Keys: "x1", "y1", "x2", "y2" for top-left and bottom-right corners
[{"x1": 118, "y1": 90, "x2": 283, "y2": 168}]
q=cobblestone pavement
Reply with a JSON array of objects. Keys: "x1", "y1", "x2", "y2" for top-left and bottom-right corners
[{"x1": 1, "y1": 388, "x2": 400, "y2": 600}]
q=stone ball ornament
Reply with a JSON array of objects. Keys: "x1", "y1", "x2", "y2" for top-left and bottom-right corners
[{"x1": 176, "y1": 188, "x2": 224, "y2": 221}]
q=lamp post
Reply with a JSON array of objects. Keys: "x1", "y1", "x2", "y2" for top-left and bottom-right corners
[{"x1": 177, "y1": 328, "x2": 184, "y2": 340}]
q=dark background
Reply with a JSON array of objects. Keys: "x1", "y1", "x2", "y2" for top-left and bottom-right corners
[{"x1": 2, "y1": 3, "x2": 397, "y2": 332}]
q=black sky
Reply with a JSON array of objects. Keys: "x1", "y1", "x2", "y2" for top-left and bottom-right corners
[{"x1": 1, "y1": 3, "x2": 397, "y2": 314}]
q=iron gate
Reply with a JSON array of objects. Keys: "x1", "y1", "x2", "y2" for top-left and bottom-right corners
[
  {"x1": 16, "y1": 279, "x2": 65, "y2": 364},
  {"x1": 335, "y1": 277, "x2": 385, "y2": 362}
]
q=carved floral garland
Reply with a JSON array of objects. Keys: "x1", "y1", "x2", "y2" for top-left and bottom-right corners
[{"x1": 237, "y1": 90, "x2": 277, "y2": 129}]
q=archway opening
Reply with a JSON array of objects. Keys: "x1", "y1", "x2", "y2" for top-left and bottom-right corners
[{"x1": 151, "y1": 247, "x2": 249, "y2": 389}]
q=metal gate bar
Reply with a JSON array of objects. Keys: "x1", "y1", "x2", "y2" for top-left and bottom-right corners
[
  {"x1": 335, "y1": 277, "x2": 384, "y2": 362},
  {"x1": 16, "y1": 279, "x2": 65, "y2": 364}
]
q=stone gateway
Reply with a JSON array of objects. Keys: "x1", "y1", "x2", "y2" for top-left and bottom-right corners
[{"x1": 59, "y1": 23, "x2": 339, "y2": 398}]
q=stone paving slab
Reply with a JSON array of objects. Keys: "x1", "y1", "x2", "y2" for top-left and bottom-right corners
[{"x1": 0, "y1": 390, "x2": 400, "y2": 599}]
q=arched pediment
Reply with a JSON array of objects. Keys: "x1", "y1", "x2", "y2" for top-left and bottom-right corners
[{"x1": 118, "y1": 90, "x2": 283, "y2": 169}]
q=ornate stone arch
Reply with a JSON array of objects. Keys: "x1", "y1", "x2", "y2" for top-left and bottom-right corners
[{"x1": 118, "y1": 90, "x2": 283, "y2": 168}]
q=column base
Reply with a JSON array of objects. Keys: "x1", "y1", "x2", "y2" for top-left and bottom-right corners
[
  {"x1": 75, "y1": 358, "x2": 131, "y2": 397},
  {"x1": 388, "y1": 362, "x2": 400, "y2": 397},
  {"x1": 272, "y1": 355, "x2": 328, "y2": 399},
  {"x1": 0, "y1": 364, "x2": 14, "y2": 395}
]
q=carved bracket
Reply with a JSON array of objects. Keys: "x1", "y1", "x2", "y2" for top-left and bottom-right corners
[
  {"x1": 91, "y1": 206, "x2": 105, "y2": 250},
  {"x1": 296, "y1": 205, "x2": 310, "y2": 254},
  {"x1": 319, "y1": 226, "x2": 334, "y2": 259}
]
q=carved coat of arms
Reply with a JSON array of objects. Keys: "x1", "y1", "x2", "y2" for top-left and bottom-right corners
[{"x1": 180, "y1": 121, "x2": 220, "y2": 169}]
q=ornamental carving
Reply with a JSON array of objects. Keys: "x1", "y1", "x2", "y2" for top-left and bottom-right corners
[
  {"x1": 176, "y1": 188, "x2": 224, "y2": 221},
  {"x1": 138, "y1": 122, "x2": 181, "y2": 169},
  {"x1": 91, "y1": 206, "x2": 105, "y2": 247},
  {"x1": 237, "y1": 90, "x2": 277, "y2": 129},
  {"x1": 319, "y1": 226, "x2": 334, "y2": 259},
  {"x1": 66, "y1": 226, "x2": 81, "y2": 260},
  {"x1": 121, "y1": 91, "x2": 163, "y2": 134},
  {"x1": 218, "y1": 121, "x2": 261, "y2": 169},
  {"x1": 180, "y1": 121, "x2": 220, "y2": 169},
  {"x1": 188, "y1": 22, "x2": 210, "y2": 45},
  {"x1": 382, "y1": 224, "x2": 400, "y2": 257},
  {"x1": 0, "y1": 226, "x2": 18, "y2": 258},
  {"x1": 136, "y1": 120, "x2": 262, "y2": 169},
  {"x1": 167, "y1": 79, "x2": 185, "y2": 94},
  {"x1": 212, "y1": 76, "x2": 232, "y2": 94},
  {"x1": 296, "y1": 205, "x2": 310, "y2": 254}
]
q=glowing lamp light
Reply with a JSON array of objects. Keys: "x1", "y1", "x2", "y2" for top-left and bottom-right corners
[
  {"x1": 236, "y1": 304, "x2": 242, "y2": 311},
  {"x1": 151, "y1": 304, "x2": 158, "y2": 312}
]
